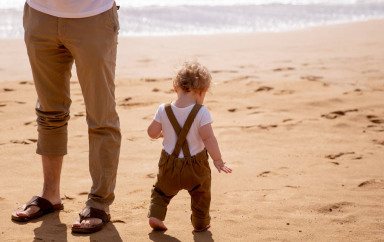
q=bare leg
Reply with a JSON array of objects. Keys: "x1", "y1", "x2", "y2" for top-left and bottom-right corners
[
  {"x1": 16, "y1": 155, "x2": 63, "y2": 217},
  {"x1": 149, "y1": 217, "x2": 168, "y2": 230}
]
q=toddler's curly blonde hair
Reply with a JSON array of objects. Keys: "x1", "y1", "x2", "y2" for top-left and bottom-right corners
[{"x1": 173, "y1": 61, "x2": 211, "y2": 93}]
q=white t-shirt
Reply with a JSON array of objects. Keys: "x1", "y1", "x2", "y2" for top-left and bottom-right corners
[
  {"x1": 154, "y1": 103, "x2": 213, "y2": 158},
  {"x1": 26, "y1": 0, "x2": 115, "y2": 18}
]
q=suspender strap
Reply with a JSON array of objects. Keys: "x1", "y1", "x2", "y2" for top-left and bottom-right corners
[
  {"x1": 164, "y1": 103, "x2": 190, "y2": 157},
  {"x1": 165, "y1": 103, "x2": 203, "y2": 157}
]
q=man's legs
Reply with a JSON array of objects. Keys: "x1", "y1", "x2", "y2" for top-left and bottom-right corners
[
  {"x1": 15, "y1": 3, "x2": 73, "y2": 218},
  {"x1": 61, "y1": 4, "x2": 121, "y2": 228}
]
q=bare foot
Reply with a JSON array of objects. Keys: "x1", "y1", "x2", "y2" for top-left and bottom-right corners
[
  {"x1": 149, "y1": 217, "x2": 167, "y2": 230},
  {"x1": 193, "y1": 224, "x2": 211, "y2": 232}
]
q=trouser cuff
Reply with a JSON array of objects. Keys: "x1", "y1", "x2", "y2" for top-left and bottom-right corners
[
  {"x1": 191, "y1": 214, "x2": 211, "y2": 230},
  {"x1": 36, "y1": 132, "x2": 67, "y2": 156},
  {"x1": 148, "y1": 203, "x2": 167, "y2": 221}
]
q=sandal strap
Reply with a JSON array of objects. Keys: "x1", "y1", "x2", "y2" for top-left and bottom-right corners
[
  {"x1": 79, "y1": 207, "x2": 111, "y2": 223},
  {"x1": 24, "y1": 196, "x2": 54, "y2": 212}
]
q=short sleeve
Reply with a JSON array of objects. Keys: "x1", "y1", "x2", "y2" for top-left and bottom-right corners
[
  {"x1": 199, "y1": 106, "x2": 213, "y2": 128},
  {"x1": 153, "y1": 104, "x2": 164, "y2": 123}
]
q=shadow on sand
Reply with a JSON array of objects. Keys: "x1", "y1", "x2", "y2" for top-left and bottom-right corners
[
  {"x1": 192, "y1": 230, "x2": 214, "y2": 242},
  {"x1": 148, "y1": 230, "x2": 181, "y2": 242},
  {"x1": 71, "y1": 221, "x2": 123, "y2": 242},
  {"x1": 148, "y1": 229, "x2": 214, "y2": 242},
  {"x1": 30, "y1": 211, "x2": 67, "y2": 242}
]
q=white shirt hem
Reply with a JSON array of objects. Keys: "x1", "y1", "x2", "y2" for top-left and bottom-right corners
[{"x1": 26, "y1": 1, "x2": 114, "y2": 18}]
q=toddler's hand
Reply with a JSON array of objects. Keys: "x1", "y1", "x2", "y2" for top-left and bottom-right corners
[{"x1": 213, "y1": 159, "x2": 232, "y2": 173}]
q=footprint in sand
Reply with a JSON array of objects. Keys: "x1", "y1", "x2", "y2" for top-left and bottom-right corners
[
  {"x1": 78, "y1": 192, "x2": 88, "y2": 195},
  {"x1": 372, "y1": 139, "x2": 384, "y2": 146},
  {"x1": 258, "y1": 124, "x2": 278, "y2": 130},
  {"x1": 318, "y1": 202, "x2": 354, "y2": 214},
  {"x1": 282, "y1": 119, "x2": 293, "y2": 122},
  {"x1": 273, "y1": 89, "x2": 295, "y2": 95},
  {"x1": 255, "y1": 86, "x2": 273, "y2": 92},
  {"x1": 118, "y1": 97, "x2": 154, "y2": 108},
  {"x1": 366, "y1": 115, "x2": 384, "y2": 124},
  {"x1": 325, "y1": 152, "x2": 355, "y2": 160},
  {"x1": 300, "y1": 75, "x2": 323, "y2": 81},
  {"x1": 211, "y1": 70, "x2": 238, "y2": 74},
  {"x1": 257, "y1": 171, "x2": 271, "y2": 177},
  {"x1": 24, "y1": 121, "x2": 35, "y2": 126},
  {"x1": 128, "y1": 189, "x2": 143, "y2": 194},
  {"x1": 331, "y1": 215, "x2": 357, "y2": 225},
  {"x1": 133, "y1": 203, "x2": 147, "y2": 210},
  {"x1": 343, "y1": 88, "x2": 363, "y2": 95},
  {"x1": 19, "y1": 81, "x2": 34, "y2": 85},
  {"x1": 141, "y1": 77, "x2": 170, "y2": 82},
  {"x1": 72, "y1": 112, "x2": 85, "y2": 118},
  {"x1": 10, "y1": 139, "x2": 37, "y2": 145},
  {"x1": 152, "y1": 88, "x2": 160, "y2": 92},
  {"x1": 62, "y1": 195, "x2": 75, "y2": 201},
  {"x1": 142, "y1": 78, "x2": 157, "y2": 82},
  {"x1": 284, "y1": 185, "x2": 300, "y2": 189},
  {"x1": 146, "y1": 173, "x2": 156, "y2": 178},
  {"x1": 358, "y1": 179, "x2": 384, "y2": 189},
  {"x1": 3, "y1": 88, "x2": 15, "y2": 92},
  {"x1": 273, "y1": 67, "x2": 295, "y2": 72},
  {"x1": 241, "y1": 125, "x2": 258, "y2": 130},
  {"x1": 321, "y1": 109, "x2": 358, "y2": 119},
  {"x1": 0, "y1": 103, "x2": 6, "y2": 107},
  {"x1": 227, "y1": 108, "x2": 237, "y2": 112},
  {"x1": 246, "y1": 106, "x2": 261, "y2": 115}
]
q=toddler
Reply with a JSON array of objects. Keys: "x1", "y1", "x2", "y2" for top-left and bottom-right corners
[{"x1": 147, "y1": 61, "x2": 232, "y2": 232}]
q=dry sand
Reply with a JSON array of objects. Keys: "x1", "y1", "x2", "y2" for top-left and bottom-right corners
[{"x1": 0, "y1": 19, "x2": 383, "y2": 241}]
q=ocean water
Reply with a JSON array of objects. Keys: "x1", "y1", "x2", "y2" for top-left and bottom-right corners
[{"x1": 1, "y1": 0, "x2": 384, "y2": 38}]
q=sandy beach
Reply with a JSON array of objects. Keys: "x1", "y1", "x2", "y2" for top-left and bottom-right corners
[{"x1": 0, "y1": 19, "x2": 384, "y2": 241}]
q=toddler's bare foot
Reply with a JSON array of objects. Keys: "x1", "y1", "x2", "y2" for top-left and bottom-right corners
[
  {"x1": 193, "y1": 224, "x2": 211, "y2": 232},
  {"x1": 149, "y1": 217, "x2": 167, "y2": 230}
]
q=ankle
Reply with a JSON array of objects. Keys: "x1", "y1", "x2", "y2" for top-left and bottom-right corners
[{"x1": 39, "y1": 190, "x2": 61, "y2": 203}]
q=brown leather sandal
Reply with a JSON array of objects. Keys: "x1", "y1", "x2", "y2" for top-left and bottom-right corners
[
  {"x1": 71, "y1": 207, "x2": 111, "y2": 234},
  {"x1": 11, "y1": 196, "x2": 64, "y2": 222}
]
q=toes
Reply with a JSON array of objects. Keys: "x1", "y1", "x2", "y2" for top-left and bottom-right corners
[
  {"x1": 73, "y1": 218, "x2": 102, "y2": 228},
  {"x1": 16, "y1": 207, "x2": 39, "y2": 217}
]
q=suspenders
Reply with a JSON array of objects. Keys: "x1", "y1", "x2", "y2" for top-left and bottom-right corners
[{"x1": 164, "y1": 103, "x2": 202, "y2": 158}]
